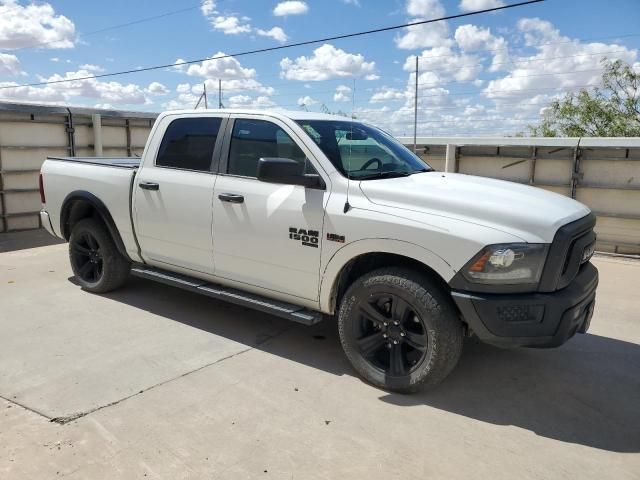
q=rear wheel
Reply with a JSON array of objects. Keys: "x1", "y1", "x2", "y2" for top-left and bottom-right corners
[
  {"x1": 338, "y1": 267, "x2": 463, "y2": 392},
  {"x1": 69, "y1": 218, "x2": 130, "y2": 293}
]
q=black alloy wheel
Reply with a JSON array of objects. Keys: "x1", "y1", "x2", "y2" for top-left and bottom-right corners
[
  {"x1": 68, "y1": 218, "x2": 130, "y2": 293},
  {"x1": 338, "y1": 267, "x2": 463, "y2": 392},
  {"x1": 70, "y1": 232, "x2": 104, "y2": 283},
  {"x1": 355, "y1": 293, "x2": 430, "y2": 377}
]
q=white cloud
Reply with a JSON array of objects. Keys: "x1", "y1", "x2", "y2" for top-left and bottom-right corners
[
  {"x1": 356, "y1": 17, "x2": 640, "y2": 136},
  {"x1": 483, "y1": 18, "x2": 638, "y2": 104},
  {"x1": 50, "y1": 57, "x2": 59, "y2": 62},
  {"x1": 370, "y1": 87, "x2": 408, "y2": 103},
  {"x1": 280, "y1": 44, "x2": 375, "y2": 81},
  {"x1": 406, "y1": 0, "x2": 445, "y2": 17},
  {"x1": 341, "y1": 0, "x2": 361, "y2": 5},
  {"x1": 0, "y1": 0, "x2": 75, "y2": 49},
  {"x1": 273, "y1": 1, "x2": 309, "y2": 16},
  {"x1": 174, "y1": 52, "x2": 274, "y2": 95},
  {"x1": 404, "y1": 47, "x2": 483, "y2": 82},
  {"x1": 227, "y1": 94, "x2": 276, "y2": 108},
  {"x1": 163, "y1": 52, "x2": 274, "y2": 110},
  {"x1": 395, "y1": 0, "x2": 451, "y2": 50},
  {"x1": 146, "y1": 82, "x2": 169, "y2": 95},
  {"x1": 0, "y1": 53, "x2": 22, "y2": 75},
  {"x1": 176, "y1": 52, "x2": 255, "y2": 79},
  {"x1": 200, "y1": 1, "x2": 251, "y2": 35},
  {"x1": 79, "y1": 63, "x2": 104, "y2": 73},
  {"x1": 210, "y1": 15, "x2": 251, "y2": 35},
  {"x1": 176, "y1": 83, "x2": 191, "y2": 93},
  {"x1": 201, "y1": 0, "x2": 217, "y2": 16},
  {"x1": 297, "y1": 95, "x2": 317, "y2": 106},
  {"x1": 333, "y1": 85, "x2": 351, "y2": 102},
  {"x1": 0, "y1": 69, "x2": 150, "y2": 106},
  {"x1": 459, "y1": 0, "x2": 504, "y2": 12},
  {"x1": 455, "y1": 24, "x2": 508, "y2": 71},
  {"x1": 256, "y1": 26, "x2": 288, "y2": 43}
]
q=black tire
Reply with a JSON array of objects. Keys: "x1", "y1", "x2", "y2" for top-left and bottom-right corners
[
  {"x1": 338, "y1": 267, "x2": 463, "y2": 393},
  {"x1": 68, "y1": 218, "x2": 130, "y2": 293}
]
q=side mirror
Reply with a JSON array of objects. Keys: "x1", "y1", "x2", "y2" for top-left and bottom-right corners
[{"x1": 257, "y1": 158, "x2": 324, "y2": 189}]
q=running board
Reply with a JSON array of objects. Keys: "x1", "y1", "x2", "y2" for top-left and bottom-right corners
[{"x1": 130, "y1": 266, "x2": 323, "y2": 326}]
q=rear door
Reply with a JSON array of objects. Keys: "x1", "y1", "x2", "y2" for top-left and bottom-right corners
[
  {"x1": 133, "y1": 114, "x2": 228, "y2": 274},
  {"x1": 211, "y1": 115, "x2": 328, "y2": 301}
]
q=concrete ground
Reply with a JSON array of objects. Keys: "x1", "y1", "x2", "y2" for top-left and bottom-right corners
[{"x1": 0, "y1": 233, "x2": 639, "y2": 480}]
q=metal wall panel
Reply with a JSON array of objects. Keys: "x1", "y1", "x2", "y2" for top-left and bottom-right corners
[
  {"x1": 405, "y1": 137, "x2": 640, "y2": 254},
  {"x1": 0, "y1": 103, "x2": 156, "y2": 232}
]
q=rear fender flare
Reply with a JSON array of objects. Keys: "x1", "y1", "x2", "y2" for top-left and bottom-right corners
[{"x1": 60, "y1": 190, "x2": 131, "y2": 261}]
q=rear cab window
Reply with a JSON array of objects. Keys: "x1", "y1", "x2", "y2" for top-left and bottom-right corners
[{"x1": 156, "y1": 117, "x2": 222, "y2": 172}]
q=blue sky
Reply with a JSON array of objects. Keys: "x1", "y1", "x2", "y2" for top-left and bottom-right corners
[{"x1": 0, "y1": 0, "x2": 639, "y2": 135}]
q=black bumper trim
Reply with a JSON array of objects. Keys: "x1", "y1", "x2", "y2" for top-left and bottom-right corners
[{"x1": 452, "y1": 262, "x2": 598, "y2": 348}]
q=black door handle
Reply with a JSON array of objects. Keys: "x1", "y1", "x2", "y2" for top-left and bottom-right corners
[
  {"x1": 139, "y1": 182, "x2": 159, "y2": 191},
  {"x1": 218, "y1": 193, "x2": 244, "y2": 204}
]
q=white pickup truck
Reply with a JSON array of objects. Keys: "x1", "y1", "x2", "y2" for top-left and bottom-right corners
[{"x1": 39, "y1": 109, "x2": 598, "y2": 392}]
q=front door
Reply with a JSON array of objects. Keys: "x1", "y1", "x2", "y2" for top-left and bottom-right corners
[
  {"x1": 133, "y1": 114, "x2": 227, "y2": 274},
  {"x1": 212, "y1": 116, "x2": 327, "y2": 300}
]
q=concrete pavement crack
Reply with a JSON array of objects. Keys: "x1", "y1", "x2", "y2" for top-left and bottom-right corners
[
  {"x1": 50, "y1": 325, "x2": 293, "y2": 425},
  {"x1": 0, "y1": 394, "x2": 51, "y2": 421}
]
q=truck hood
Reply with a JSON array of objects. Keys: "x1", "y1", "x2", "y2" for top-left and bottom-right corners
[{"x1": 358, "y1": 172, "x2": 590, "y2": 242}]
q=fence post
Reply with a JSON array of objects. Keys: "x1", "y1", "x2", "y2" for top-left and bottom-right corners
[
  {"x1": 445, "y1": 144, "x2": 458, "y2": 172},
  {"x1": 92, "y1": 114, "x2": 103, "y2": 157}
]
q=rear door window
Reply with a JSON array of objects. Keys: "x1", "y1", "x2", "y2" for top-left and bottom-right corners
[{"x1": 156, "y1": 117, "x2": 222, "y2": 172}]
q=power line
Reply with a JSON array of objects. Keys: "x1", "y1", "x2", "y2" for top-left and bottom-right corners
[{"x1": 0, "y1": 0, "x2": 544, "y2": 91}]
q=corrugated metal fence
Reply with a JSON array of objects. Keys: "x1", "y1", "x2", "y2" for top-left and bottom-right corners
[
  {"x1": 0, "y1": 102, "x2": 638, "y2": 254},
  {"x1": 398, "y1": 136, "x2": 640, "y2": 254},
  {"x1": 0, "y1": 102, "x2": 156, "y2": 231}
]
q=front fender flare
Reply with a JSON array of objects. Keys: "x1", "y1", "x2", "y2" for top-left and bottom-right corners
[{"x1": 319, "y1": 238, "x2": 456, "y2": 313}]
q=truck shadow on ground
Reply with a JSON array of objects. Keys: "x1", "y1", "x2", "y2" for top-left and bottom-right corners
[{"x1": 100, "y1": 277, "x2": 640, "y2": 454}]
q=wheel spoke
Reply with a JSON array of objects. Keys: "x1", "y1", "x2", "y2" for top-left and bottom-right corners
[
  {"x1": 85, "y1": 234, "x2": 98, "y2": 250},
  {"x1": 389, "y1": 344, "x2": 406, "y2": 376},
  {"x1": 71, "y1": 244, "x2": 91, "y2": 256},
  {"x1": 357, "y1": 332, "x2": 386, "y2": 357},
  {"x1": 90, "y1": 263, "x2": 100, "y2": 282},
  {"x1": 359, "y1": 302, "x2": 388, "y2": 327},
  {"x1": 404, "y1": 331, "x2": 428, "y2": 351},
  {"x1": 79, "y1": 260, "x2": 93, "y2": 277},
  {"x1": 391, "y1": 296, "x2": 411, "y2": 323}
]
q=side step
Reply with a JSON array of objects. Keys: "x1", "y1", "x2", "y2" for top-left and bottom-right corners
[{"x1": 130, "y1": 265, "x2": 323, "y2": 326}]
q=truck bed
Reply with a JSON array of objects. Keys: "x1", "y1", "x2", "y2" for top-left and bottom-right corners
[{"x1": 47, "y1": 156, "x2": 141, "y2": 169}]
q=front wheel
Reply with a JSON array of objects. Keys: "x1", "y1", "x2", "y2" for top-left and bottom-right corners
[
  {"x1": 338, "y1": 268, "x2": 463, "y2": 393},
  {"x1": 69, "y1": 218, "x2": 130, "y2": 293}
]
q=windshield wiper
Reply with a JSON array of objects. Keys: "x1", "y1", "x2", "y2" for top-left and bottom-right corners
[{"x1": 355, "y1": 171, "x2": 413, "y2": 180}]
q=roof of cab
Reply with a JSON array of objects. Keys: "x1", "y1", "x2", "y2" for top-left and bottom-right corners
[{"x1": 159, "y1": 108, "x2": 356, "y2": 122}]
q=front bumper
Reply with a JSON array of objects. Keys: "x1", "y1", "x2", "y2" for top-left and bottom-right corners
[{"x1": 451, "y1": 262, "x2": 598, "y2": 348}]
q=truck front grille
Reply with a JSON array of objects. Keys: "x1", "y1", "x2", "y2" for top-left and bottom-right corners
[{"x1": 539, "y1": 213, "x2": 596, "y2": 292}]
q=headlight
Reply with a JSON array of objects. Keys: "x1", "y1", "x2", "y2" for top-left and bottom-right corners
[{"x1": 462, "y1": 243, "x2": 548, "y2": 285}]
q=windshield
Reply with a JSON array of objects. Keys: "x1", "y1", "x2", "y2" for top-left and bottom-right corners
[{"x1": 295, "y1": 120, "x2": 433, "y2": 180}]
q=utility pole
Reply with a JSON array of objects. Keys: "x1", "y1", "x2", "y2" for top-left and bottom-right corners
[
  {"x1": 413, "y1": 55, "x2": 419, "y2": 154},
  {"x1": 203, "y1": 82, "x2": 208, "y2": 109},
  {"x1": 218, "y1": 79, "x2": 223, "y2": 109}
]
